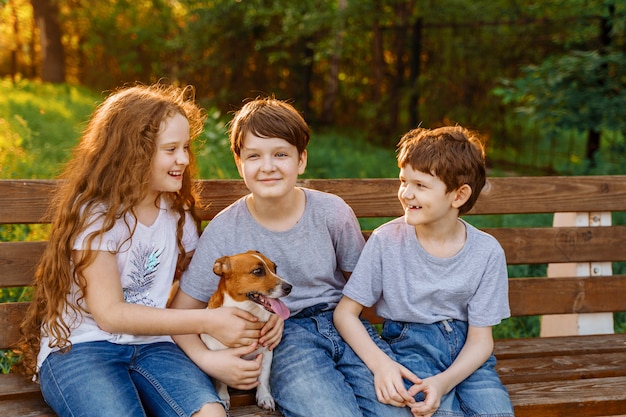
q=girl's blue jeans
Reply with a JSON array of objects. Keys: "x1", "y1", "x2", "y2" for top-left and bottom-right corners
[
  {"x1": 382, "y1": 319, "x2": 515, "y2": 417},
  {"x1": 39, "y1": 341, "x2": 223, "y2": 417},
  {"x1": 270, "y1": 303, "x2": 412, "y2": 417}
]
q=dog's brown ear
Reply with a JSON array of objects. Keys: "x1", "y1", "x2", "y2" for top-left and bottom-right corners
[{"x1": 213, "y1": 256, "x2": 232, "y2": 276}]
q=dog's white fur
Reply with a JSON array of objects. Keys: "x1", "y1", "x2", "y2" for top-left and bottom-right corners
[{"x1": 200, "y1": 251, "x2": 291, "y2": 410}]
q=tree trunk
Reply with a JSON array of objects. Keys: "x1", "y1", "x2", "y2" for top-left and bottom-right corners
[
  {"x1": 408, "y1": 18, "x2": 422, "y2": 130},
  {"x1": 586, "y1": 1, "x2": 615, "y2": 166},
  {"x1": 31, "y1": 0, "x2": 65, "y2": 83},
  {"x1": 320, "y1": 0, "x2": 346, "y2": 125}
]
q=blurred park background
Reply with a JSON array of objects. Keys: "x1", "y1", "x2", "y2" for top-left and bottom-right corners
[
  {"x1": 1, "y1": 1, "x2": 626, "y2": 364},
  {"x1": 1, "y1": 0, "x2": 625, "y2": 179}
]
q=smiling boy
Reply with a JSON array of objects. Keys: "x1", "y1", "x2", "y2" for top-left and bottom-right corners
[
  {"x1": 334, "y1": 126, "x2": 515, "y2": 417},
  {"x1": 171, "y1": 97, "x2": 412, "y2": 417}
]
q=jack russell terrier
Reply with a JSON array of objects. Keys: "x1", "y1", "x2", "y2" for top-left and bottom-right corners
[{"x1": 201, "y1": 250, "x2": 292, "y2": 410}]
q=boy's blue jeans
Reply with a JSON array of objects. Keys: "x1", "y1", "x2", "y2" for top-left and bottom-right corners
[
  {"x1": 382, "y1": 319, "x2": 515, "y2": 417},
  {"x1": 270, "y1": 304, "x2": 412, "y2": 417},
  {"x1": 39, "y1": 341, "x2": 223, "y2": 417}
]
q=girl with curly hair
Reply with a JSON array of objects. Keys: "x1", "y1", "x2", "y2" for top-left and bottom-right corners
[{"x1": 17, "y1": 83, "x2": 269, "y2": 417}]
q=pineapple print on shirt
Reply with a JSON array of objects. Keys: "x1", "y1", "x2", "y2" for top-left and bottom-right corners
[{"x1": 123, "y1": 242, "x2": 163, "y2": 306}]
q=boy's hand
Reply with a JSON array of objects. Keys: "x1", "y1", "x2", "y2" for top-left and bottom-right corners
[
  {"x1": 372, "y1": 358, "x2": 420, "y2": 407},
  {"x1": 259, "y1": 314, "x2": 284, "y2": 350},
  {"x1": 406, "y1": 375, "x2": 445, "y2": 417}
]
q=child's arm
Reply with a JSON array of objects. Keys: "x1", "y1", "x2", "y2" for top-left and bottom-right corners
[
  {"x1": 407, "y1": 325, "x2": 494, "y2": 417},
  {"x1": 169, "y1": 288, "x2": 265, "y2": 389},
  {"x1": 334, "y1": 296, "x2": 420, "y2": 407},
  {"x1": 78, "y1": 249, "x2": 263, "y2": 340}
]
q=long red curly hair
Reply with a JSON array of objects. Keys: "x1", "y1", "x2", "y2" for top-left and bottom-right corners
[{"x1": 16, "y1": 83, "x2": 206, "y2": 377}]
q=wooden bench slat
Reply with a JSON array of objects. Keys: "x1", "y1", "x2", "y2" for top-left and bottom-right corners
[
  {"x1": 508, "y1": 275, "x2": 626, "y2": 316},
  {"x1": 0, "y1": 180, "x2": 57, "y2": 224},
  {"x1": 488, "y1": 225, "x2": 626, "y2": 264},
  {"x1": 494, "y1": 334, "x2": 626, "y2": 359},
  {"x1": 0, "y1": 373, "x2": 40, "y2": 400},
  {"x1": 3, "y1": 176, "x2": 626, "y2": 224},
  {"x1": 0, "y1": 302, "x2": 28, "y2": 350},
  {"x1": 496, "y1": 351, "x2": 626, "y2": 384},
  {"x1": 4, "y1": 228, "x2": 626, "y2": 287},
  {"x1": 0, "y1": 242, "x2": 44, "y2": 288},
  {"x1": 0, "y1": 398, "x2": 56, "y2": 417},
  {"x1": 506, "y1": 376, "x2": 626, "y2": 417},
  {"x1": 227, "y1": 405, "x2": 283, "y2": 417},
  {"x1": 473, "y1": 175, "x2": 626, "y2": 215}
]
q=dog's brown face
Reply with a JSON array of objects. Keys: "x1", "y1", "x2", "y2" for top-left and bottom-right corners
[{"x1": 211, "y1": 250, "x2": 292, "y2": 319}]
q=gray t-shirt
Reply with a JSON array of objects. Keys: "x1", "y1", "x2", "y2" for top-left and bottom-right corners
[
  {"x1": 180, "y1": 188, "x2": 365, "y2": 314},
  {"x1": 343, "y1": 217, "x2": 510, "y2": 327}
]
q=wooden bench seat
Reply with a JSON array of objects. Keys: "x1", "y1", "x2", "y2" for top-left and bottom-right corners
[{"x1": 2, "y1": 176, "x2": 626, "y2": 417}]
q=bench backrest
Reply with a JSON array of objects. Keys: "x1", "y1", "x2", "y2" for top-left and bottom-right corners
[{"x1": 2, "y1": 176, "x2": 626, "y2": 349}]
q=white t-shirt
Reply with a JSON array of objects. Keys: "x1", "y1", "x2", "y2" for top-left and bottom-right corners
[{"x1": 37, "y1": 196, "x2": 198, "y2": 369}]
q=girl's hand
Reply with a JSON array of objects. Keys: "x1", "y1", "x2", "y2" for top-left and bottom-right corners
[
  {"x1": 259, "y1": 314, "x2": 284, "y2": 350},
  {"x1": 206, "y1": 307, "x2": 264, "y2": 347}
]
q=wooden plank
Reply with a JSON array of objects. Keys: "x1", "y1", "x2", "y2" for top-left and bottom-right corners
[
  {"x1": 0, "y1": 399, "x2": 56, "y2": 417},
  {"x1": 228, "y1": 406, "x2": 283, "y2": 417},
  {"x1": 473, "y1": 175, "x2": 626, "y2": 215},
  {"x1": 0, "y1": 242, "x2": 44, "y2": 288},
  {"x1": 488, "y1": 226, "x2": 626, "y2": 265},
  {"x1": 508, "y1": 275, "x2": 626, "y2": 316},
  {"x1": 140, "y1": 175, "x2": 626, "y2": 217},
  {"x1": 496, "y1": 352, "x2": 626, "y2": 384},
  {"x1": 507, "y1": 376, "x2": 626, "y2": 417},
  {"x1": 362, "y1": 277, "x2": 626, "y2": 322},
  {"x1": 4, "y1": 176, "x2": 626, "y2": 224},
  {"x1": 0, "y1": 302, "x2": 29, "y2": 349},
  {"x1": 0, "y1": 373, "x2": 41, "y2": 400},
  {"x1": 0, "y1": 180, "x2": 57, "y2": 224},
  {"x1": 494, "y1": 334, "x2": 626, "y2": 360}
]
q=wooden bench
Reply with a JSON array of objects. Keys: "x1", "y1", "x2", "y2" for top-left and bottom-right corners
[{"x1": 2, "y1": 176, "x2": 626, "y2": 417}]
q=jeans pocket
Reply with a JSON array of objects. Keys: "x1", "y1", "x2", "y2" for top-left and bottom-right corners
[{"x1": 381, "y1": 320, "x2": 407, "y2": 344}]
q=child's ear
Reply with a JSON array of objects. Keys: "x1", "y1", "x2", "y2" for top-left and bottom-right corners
[
  {"x1": 298, "y1": 150, "x2": 308, "y2": 175},
  {"x1": 234, "y1": 155, "x2": 244, "y2": 178},
  {"x1": 452, "y1": 184, "x2": 472, "y2": 209}
]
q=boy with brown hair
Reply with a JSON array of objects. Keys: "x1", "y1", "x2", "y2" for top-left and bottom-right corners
[
  {"x1": 334, "y1": 126, "x2": 515, "y2": 417},
  {"x1": 171, "y1": 97, "x2": 413, "y2": 417}
]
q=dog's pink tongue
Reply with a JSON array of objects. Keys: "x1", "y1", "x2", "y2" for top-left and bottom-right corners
[{"x1": 269, "y1": 298, "x2": 290, "y2": 320}]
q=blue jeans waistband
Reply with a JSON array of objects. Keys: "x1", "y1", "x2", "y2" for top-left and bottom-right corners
[{"x1": 292, "y1": 303, "x2": 332, "y2": 319}]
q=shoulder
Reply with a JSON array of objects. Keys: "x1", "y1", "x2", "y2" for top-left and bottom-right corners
[
  {"x1": 463, "y1": 220, "x2": 505, "y2": 253},
  {"x1": 302, "y1": 188, "x2": 352, "y2": 211},
  {"x1": 209, "y1": 196, "x2": 248, "y2": 223},
  {"x1": 373, "y1": 217, "x2": 409, "y2": 236}
]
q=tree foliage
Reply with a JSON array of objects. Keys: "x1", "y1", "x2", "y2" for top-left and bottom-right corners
[{"x1": 1, "y1": 0, "x2": 625, "y2": 168}]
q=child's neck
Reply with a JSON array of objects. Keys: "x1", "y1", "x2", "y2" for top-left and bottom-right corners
[
  {"x1": 415, "y1": 219, "x2": 466, "y2": 258},
  {"x1": 136, "y1": 193, "x2": 161, "y2": 227},
  {"x1": 246, "y1": 188, "x2": 305, "y2": 232}
]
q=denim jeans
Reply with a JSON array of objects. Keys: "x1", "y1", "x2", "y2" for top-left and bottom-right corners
[
  {"x1": 39, "y1": 341, "x2": 223, "y2": 417},
  {"x1": 382, "y1": 319, "x2": 515, "y2": 417},
  {"x1": 270, "y1": 304, "x2": 412, "y2": 417}
]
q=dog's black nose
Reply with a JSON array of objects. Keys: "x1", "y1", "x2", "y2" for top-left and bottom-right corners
[{"x1": 282, "y1": 283, "x2": 293, "y2": 295}]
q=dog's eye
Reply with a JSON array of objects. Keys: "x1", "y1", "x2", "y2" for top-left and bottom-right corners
[{"x1": 252, "y1": 267, "x2": 265, "y2": 276}]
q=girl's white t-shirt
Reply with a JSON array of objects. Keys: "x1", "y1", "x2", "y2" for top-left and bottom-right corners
[{"x1": 37, "y1": 197, "x2": 198, "y2": 369}]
